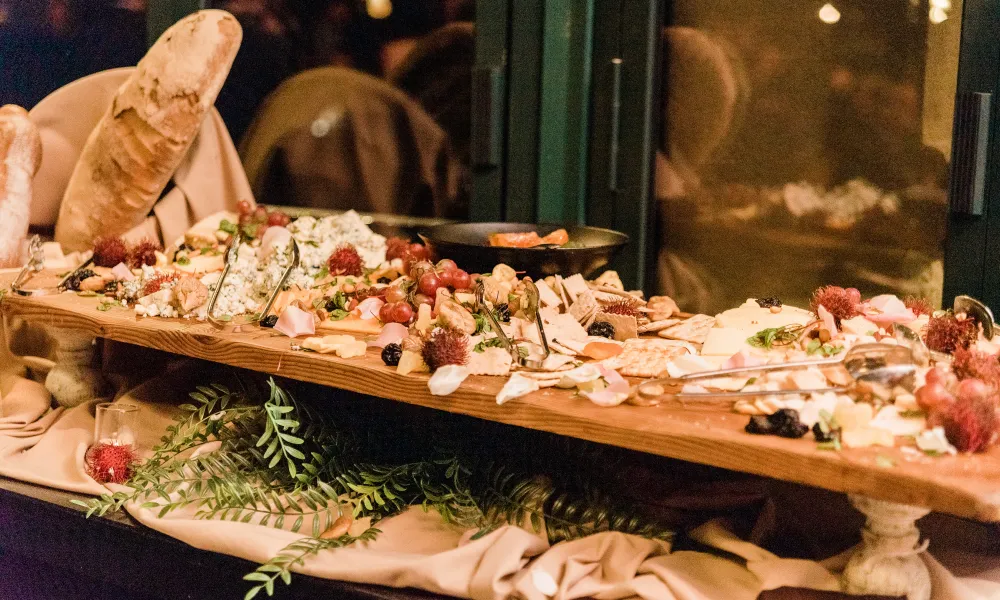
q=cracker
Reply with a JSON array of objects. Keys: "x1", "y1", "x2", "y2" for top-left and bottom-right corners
[
  {"x1": 569, "y1": 289, "x2": 599, "y2": 323},
  {"x1": 607, "y1": 338, "x2": 688, "y2": 378},
  {"x1": 638, "y1": 318, "x2": 681, "y2": 333},
  {"x1": 594, "y1": 312, "x2": 638, "y2": 341},
  {"x1": 658, "y1": 314, "x2": 715, "y2": 344},
  {"x1": 553, "y1": 275, "x2": 571, "y2": 308}
]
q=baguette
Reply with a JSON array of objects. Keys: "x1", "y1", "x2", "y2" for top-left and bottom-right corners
[
  {"x1": 0, "y1": 105, "x2": 42, "y2": 268},
  {"x1": 54, "y1": 9, "x2": 242, "y2": 251}
]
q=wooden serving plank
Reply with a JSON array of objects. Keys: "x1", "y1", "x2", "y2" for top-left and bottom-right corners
[{"x1": 5, "y1": 282, "x2": 1000, "y2": 521}]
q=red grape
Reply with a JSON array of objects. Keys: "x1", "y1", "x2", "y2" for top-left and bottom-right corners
[
  {"x1": 253, "y1": 206, "x2": 268, "y2": 222},
  {"x1": 450, "y1": 269, "x2": 471, "y2": 290},
  {"x1": 379, "y1": 303, "x2": 394, "y2": 323},
  {"x1": 409, "y1": 243, "x2": 429, "y2": 261},
  {"x1": 437, "y1": 269, "x2": 454, "y2": 288},
  {"x1": 418, "y1": 272, "x2": 442, "y2": 296},
  {"x1": 409, "y1": 260, "x2": 434, "y2": 279},
  {"x1": 436, "y1": 259, "x2": 458, "y2": 273},
  {"x1": 414, "y1": 293, "x2": 433, "y2": 306},
  {"x1": 268, "y1": 211, "x2": 289, "y2": 227},
  {"x1": 385, "y1": 286, "x2": 407, "y2": 304},
  {"x1": 237, "y1": 200, "x2": 252, "y2": 216},
  {"x1": 925, "y1": 367, "x2": 947, "y2": 385},
  {"x1": 390, "y1": 302, "x2": 414, "y2": 324},
  {"x1": 916, "y1": 382, "x2": 955, "y2": 412}
]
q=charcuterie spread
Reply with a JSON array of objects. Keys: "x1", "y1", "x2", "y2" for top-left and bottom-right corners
[{"x1": 13, "y1": 203, "x2": 994, "y2": 461}]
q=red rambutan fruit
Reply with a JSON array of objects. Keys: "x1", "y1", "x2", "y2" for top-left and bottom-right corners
[
  {"x1": 327, "y1": 244, "x2": 364, "y2": 276},
  {"x1": 904, "y1": 296, "x2": 934, "y2": 317},
  {"x1": 93, "y1": 236, "x2": 129, "y2": 268},
  {"x1": 952, "y1": 348, "x2": 1000, "y2": 389},
  {"x1": 85, "y1": 442, "x2": 138, "y2": 484},
  {"x1": 940, "y1": 392, "x2": 998, "y2": 453},
  {"x1": 924, "y1": 312, "x2": 978, "y2": 354},
  {"x1": 421, "y1": 328, "x2": 469, "y2": 370},
  {"x1": 600, "y1": 299, "x2": 640, "y2": 318},
  {"x1": 809, "y1": 286, "x2": 862, "y2": 324},
  {"x1": 127, "y1": 239, "x2": 160, "y2": 269}
]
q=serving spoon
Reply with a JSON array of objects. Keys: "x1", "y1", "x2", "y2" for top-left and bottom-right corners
[
  {"x1": 636, "y1": 343, "x2": 916, "y2": 401},
  {"x1": 954, "y1": 295, "x2": 994, "y2": 340}
]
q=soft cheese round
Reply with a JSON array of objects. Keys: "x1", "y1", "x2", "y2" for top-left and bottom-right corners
[{"x1": 714, "y1": 299, "x2": 814, "y2": 333}]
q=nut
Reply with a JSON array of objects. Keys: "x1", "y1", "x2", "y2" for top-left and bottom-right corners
[
  {"x1": 342, "y1": 282, "x2": 356, "y2": 294},
  {"x1": 172, "y1": 276, "x2": 209, "y2": 314},
  {"x1": 769, "y1": 305, "x2": 782, "y2": 314}
]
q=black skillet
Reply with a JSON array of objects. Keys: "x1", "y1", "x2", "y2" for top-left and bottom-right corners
[{"x1": 419, "y1": 223, "x2": 629, "y2": 278}]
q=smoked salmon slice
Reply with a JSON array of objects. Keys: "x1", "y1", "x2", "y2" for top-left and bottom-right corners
[{"x1": 488, "y1": 229, "x2": 569, "y2": 248}]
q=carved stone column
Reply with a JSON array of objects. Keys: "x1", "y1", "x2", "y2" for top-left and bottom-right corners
[
  {"x1": 842, "y1": 494, "x2": 931, "y2": 600},
  {"x1": 44, "y1": 329, "x2": 107, "y2": 407}
]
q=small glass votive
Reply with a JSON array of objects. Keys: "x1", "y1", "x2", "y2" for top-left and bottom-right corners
[
  {"x1": 87, "y1": 403, "x2": 139, "y2": 484},
  {"x1": 93, "y1": 402, "x2": 138, "y2": 447}
]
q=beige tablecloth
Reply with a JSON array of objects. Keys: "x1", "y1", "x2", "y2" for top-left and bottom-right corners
[{"x1": 0, "y1": 356, "x2": 998, "y2": 600}]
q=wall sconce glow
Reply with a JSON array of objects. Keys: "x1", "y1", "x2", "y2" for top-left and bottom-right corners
[
  {"x1": 928, "y1": 6, "x2": 948, "y2": 23},
  {"x1": 929, "y1": 0, "x2": 950, "y2": 9},
  {"x1": 366, "y1": 0, "x2": 392, "y2": 19},
  {"x1": 818, "y1": 3, "x2": 841, "y2": 24}
]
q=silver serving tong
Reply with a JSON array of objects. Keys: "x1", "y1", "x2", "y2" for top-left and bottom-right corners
[
  {"x1": 205, "y1": 231, "x2": 301, "y2": 328},
  {"x1": 475, "y1": 278, "x2": 550, "y2": 369},
  {"x1": 636, "y1": 343, "x2": 917, "y2": 401},
  {"x1": 954, "y1": 295, "x2": 994, "y2": 340},
  {"x1": 10, "y1": 236, "x2": 45, "y2": 296},
  {"x1": 257, "y1": 237, "x2": 300, "y2": 323}
]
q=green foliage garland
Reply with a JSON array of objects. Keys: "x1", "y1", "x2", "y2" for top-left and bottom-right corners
[{"x1": 74, "y1": 376, "x2": 672, "y2": 598}]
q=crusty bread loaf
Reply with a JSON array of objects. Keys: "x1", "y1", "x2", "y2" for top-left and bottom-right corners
[
  {"x1": 0, "y1": 105, "x2": 42, "y2": 268},
  {"x1": 54, "y1": 10, "x2": 242, "y2": 251}
]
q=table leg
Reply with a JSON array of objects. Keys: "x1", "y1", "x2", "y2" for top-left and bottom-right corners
[
  {"x1": 44, "y1": 329, "x2": 107, "y2": 407},
  {"x1": 842, "y1": 494, "x2": 931, "y2": 600}
]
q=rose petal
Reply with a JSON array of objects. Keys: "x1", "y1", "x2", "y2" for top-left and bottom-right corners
[
  {"x1": 356, "y1": 297, "x2": 385, "y2": 321},
  {"x1": 369, "y1": 322, "x2": 409, "y2": 348},
  {"x1": 581, "y1": 389, "x2": 629, "y2": 407},
  {"x1": 428, "y1": 365, "x2": 469, "y2": 396},
  {"x1": 111, "y1": 263, "x2": 134, "y2": 281},
  {"x1": 274, "y1": 305, "x2": 316, "y2": 338},
  {"x1": 597, "y1": 365, "x2": 630, "y2": 395},
  {"x1": 863, "y1": 294, "x2": 916, "y2": 326},
  {"x1": 817, "y1": 305, "x2": 838, "y2": 334},
  {"x1": 496, "y1": 373, "x2": 539, "y2": 405},
  {"x1": 722, "y1": 349, "x2": 766, "y2": 370},
  {"x1": 259, "y1": 226, "x2": 292, "y2": 260}
]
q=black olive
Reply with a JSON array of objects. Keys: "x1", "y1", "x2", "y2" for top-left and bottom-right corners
[
  {"x1": 587, "y1": 321, "x2": 616, "y2": 339},
  {"x1": 755, "y1": 297, "x2": 782, "y2": 308},
  {"x1": 381, "y1": 343, "x2": 403, "y2": 367},
  {"x1": 494, "y1": 303, "x2": 511, "y2": 323},
  {"x1": 260, "y1": 314, "x2": 279, "y2": 328}
]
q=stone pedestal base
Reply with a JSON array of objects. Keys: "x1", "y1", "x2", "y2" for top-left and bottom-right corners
[
  {"x1": 842, "y1": 494, "x2": 931, "y2": 600},
  {"x1": 44, "y1": 329, "x2": 106, "y2": 407}
]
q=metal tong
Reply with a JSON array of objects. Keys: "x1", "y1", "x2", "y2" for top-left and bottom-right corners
[
  {"x1": 205, "y1": 231, "x2": 300, "y2": 328},
  {"x1": 10, "y1": 236, "x2": 45, "y2": 296},
  {"x1": 475, "y1": 278, "x2": 550, "y2": 369},
  {"x1": 636, "y1": 343, "x2": 916, "y2": 401}
]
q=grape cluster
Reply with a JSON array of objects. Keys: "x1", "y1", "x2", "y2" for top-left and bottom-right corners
[{"x1": 237, "y1": 200, "x2": 290, "y2": 239}]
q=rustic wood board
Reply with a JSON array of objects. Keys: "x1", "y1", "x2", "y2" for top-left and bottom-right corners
[{"x1": 5, "y1": 279, "x2": 1000, "y2": 521}]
